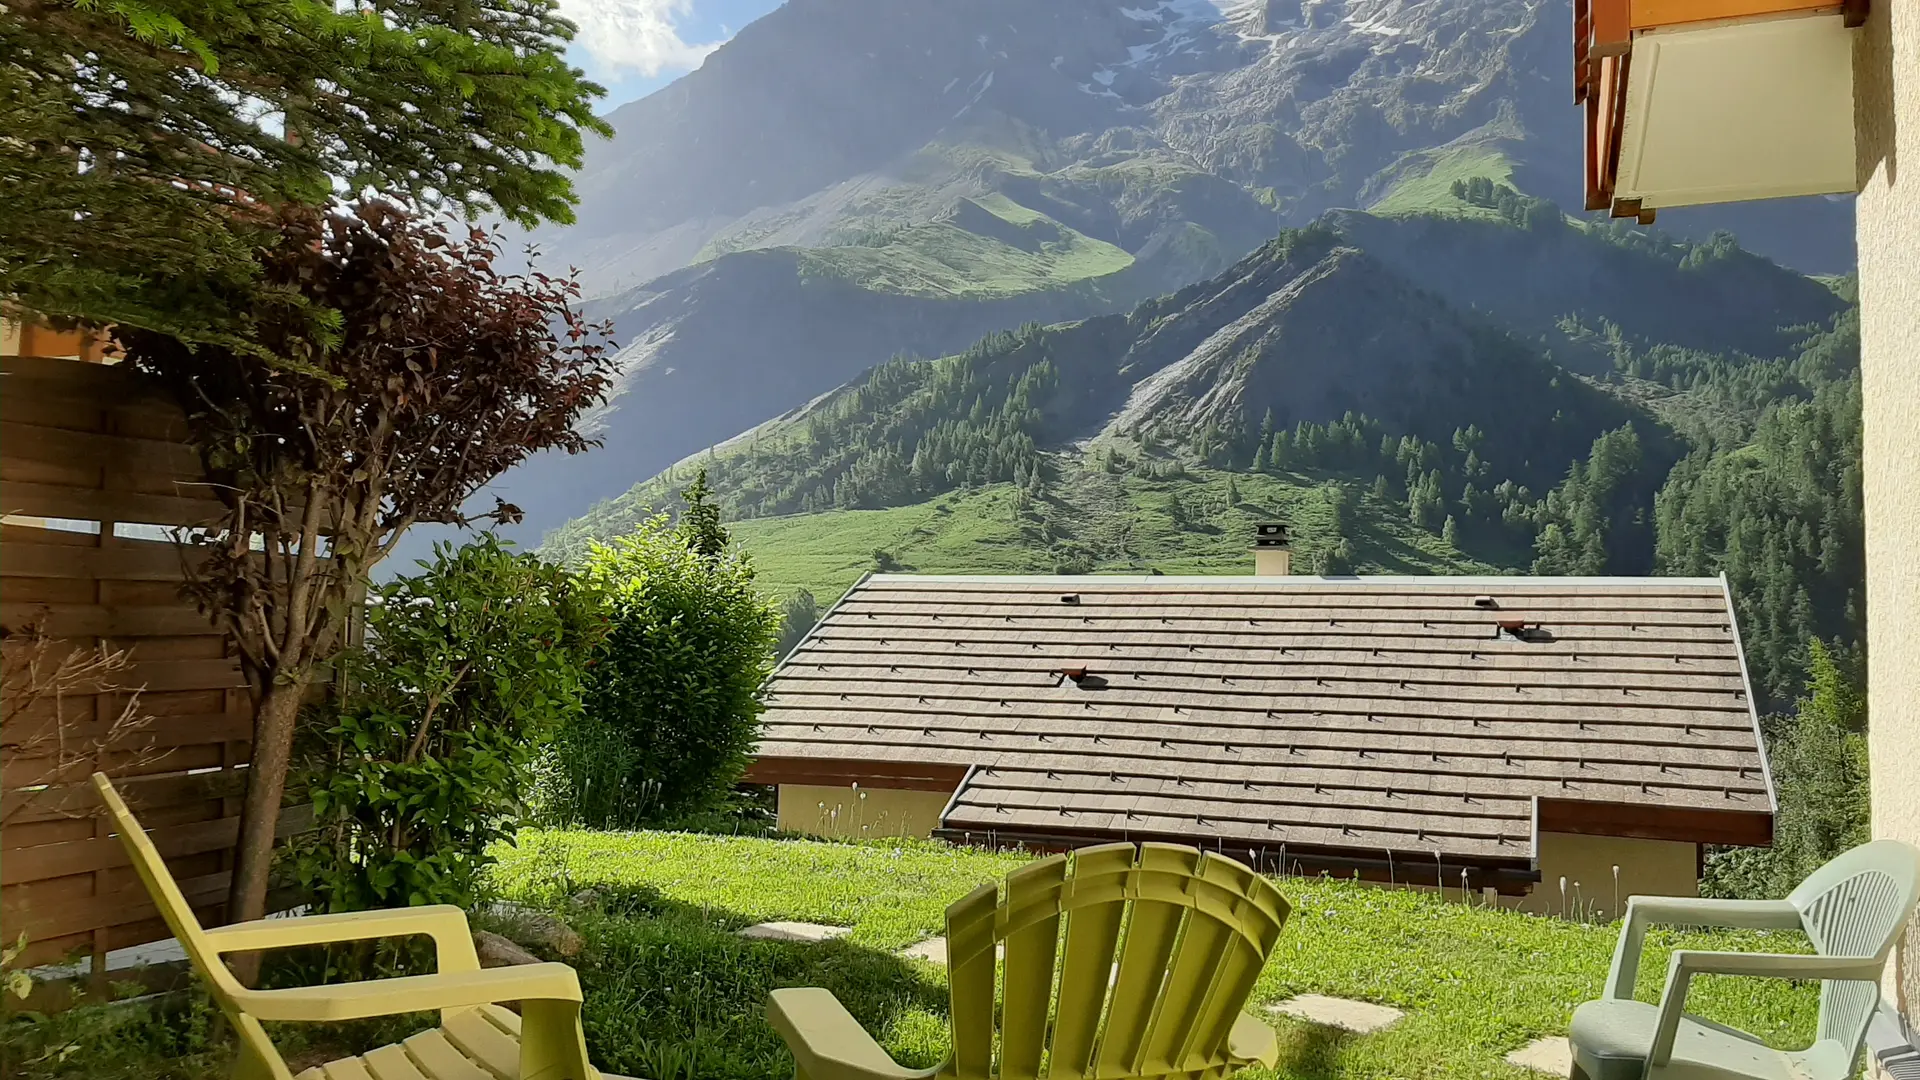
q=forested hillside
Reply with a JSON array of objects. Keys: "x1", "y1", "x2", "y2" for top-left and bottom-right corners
[{"x1": 545, "y1": 205, "x2": 1860, "y2": 722}]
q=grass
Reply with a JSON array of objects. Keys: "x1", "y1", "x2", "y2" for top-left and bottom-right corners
[
  {"x1": 729, "y1": 486, "x2": 1052, "y2": 604},
  {"x1": 1367, "y1": 145, "x2": 1518, "y2": 219},
  {"x1": 6, "y1": 831, "x2": 1820, "y2": 1080},
  {"x1": 794, "y1": 218, "x2": 1133, "y2": 299},
  {"x1": 728, "y1": 464, "x2": 1504, "y2": 607},
  {"x1": 484, "y1": 830, "x2": 1820, "y2": 1080}
]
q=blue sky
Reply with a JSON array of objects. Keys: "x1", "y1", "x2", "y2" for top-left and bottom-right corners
[{"x1": 558, "y1": 0, "x2": 784, "y2": 111}]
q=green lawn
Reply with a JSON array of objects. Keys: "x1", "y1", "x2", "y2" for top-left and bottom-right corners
[
  {"x1": 7, "y1": 831, "x2": 1820, "y2": 1080},
  {"x1": 486, "y1": 831, "x2": 1819, "y2": 1080}
]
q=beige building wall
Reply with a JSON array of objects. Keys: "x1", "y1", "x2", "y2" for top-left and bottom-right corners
[
  {"x1": 1517, "y1": 833, "x2": 1698, "y2": 921},
  {"x1": 1859, "y1": 0, "x2": 1920, "y2": 1025},
  {"x1": 777, "y1": 784, "x2": 953, "y2": 840}
]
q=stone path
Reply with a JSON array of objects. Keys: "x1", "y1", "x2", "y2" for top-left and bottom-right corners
[
  {"x1": 1266, "y1": 994, "x2": 1405, "y2": 1034},
  {"x1": 737, "y1": 921, "x2": 852, "y2": 942},
  {"x1": 1505, "y1": 1036, "x2": 1573, "y2": 1074}
]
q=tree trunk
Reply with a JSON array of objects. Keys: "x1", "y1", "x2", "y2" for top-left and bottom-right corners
[{"x1": 224, "y1": 674, "x2": 307, "y2": 984}]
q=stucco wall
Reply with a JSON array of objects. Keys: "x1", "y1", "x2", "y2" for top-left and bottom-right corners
[
  {"x1": 777, "y1": 784, "x2": 953, "y2": 839},
  {"x1": 1518, "y1": 832, "x2": 1698, "y2": 920},
  {"x1": 1858, "y1": 0, "x2": 1920, "y2": 1025}
]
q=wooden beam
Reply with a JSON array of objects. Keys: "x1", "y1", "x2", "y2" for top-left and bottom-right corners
[
  {"x1": 1629, "y1": 0, "x2": 1841, "y2": 31},
  {"x1": 1537, "y1": 797, "x2": 1772, "y2": 846},
  {"x1": 0, "y1": 480, "x2": 220, "y2": 528},
  {"x1": 744, "y1": 755, "x2": 968, "y2": 793},
  {"x1": 2, "y1": 805, "x2": 314, "y2": 887},
  {"x1": 1592, "y1": 0, "x2": 1633, "y2": 54}
]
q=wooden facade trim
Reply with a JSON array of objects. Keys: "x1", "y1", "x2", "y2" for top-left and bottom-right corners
[
  {"x1": 743, "y1": 756, "x2": 968, "y2": 793},
  {"x1": 1629, "y1": 0, "x2": 1847, "y2": 31},
  {"x1": 1536, "y1": 797, "x2": 1773, "y2": 847}
]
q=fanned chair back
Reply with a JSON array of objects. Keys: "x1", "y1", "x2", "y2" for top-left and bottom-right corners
[
  {"x1": 1786, "y1": 839, "x2": 1920, "y2": 1058},
  {"x1": 92, "y1": 774, "x2": 292, "y2": 1079},
  {"x1": 942, "y1": 842, "x2": 1289, "y2": 1080}
]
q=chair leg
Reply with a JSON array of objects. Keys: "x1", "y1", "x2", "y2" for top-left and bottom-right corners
[{"x1": 519, "y1": 999, "x2": 595, "y2": 1080}]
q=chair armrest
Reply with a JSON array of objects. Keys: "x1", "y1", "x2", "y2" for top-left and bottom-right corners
[
  {"x1": 767, "y1": 987, "x2": 938, "y2": 1080},
  {"x1": 1604, "y1": 897, "x2": 1800, "y2": 999},
  {"x1": 232, "y1": 962, "x2": 582, "y2": 1023},
  {"x1": 1626, "y1": 898, "x2": 1802, "y2": 930},
  {"x1": 1649, "y1": 950, "x2": 1883, "y2": 1066},
  {"x1": 203, "y1": 905, "x2": 480, "y2": 974},
  {"x1": 1227, "y1": 1012, "x2": 1278, "y2": 1067}
]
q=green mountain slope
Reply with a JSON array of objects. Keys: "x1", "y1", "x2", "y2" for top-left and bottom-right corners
[
  {"x1": 701, "y1": 469, "x2": 1500, "y2": 608},
  {"x1": 778, "y1": 195, "x2": 1139, "y2": 299},
  {"x1": 543, "y1": 206, "x2": 1859, "y2": 715}
]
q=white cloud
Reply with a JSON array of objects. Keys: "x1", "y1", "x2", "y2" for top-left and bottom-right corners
[{"x1": 559, "y1": 0, "x2": 726, "y2": 77}]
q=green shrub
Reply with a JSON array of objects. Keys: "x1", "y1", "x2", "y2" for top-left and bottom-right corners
[
  {"x1": 542, "y1": 480, "x2": 781, "y2": 828},
  {"x1": 290, "y1": 535, "x2": 601, "y2": 915},
  {"x1": 1704, "y1": 640, "x2": 1871, "y2": 898}
]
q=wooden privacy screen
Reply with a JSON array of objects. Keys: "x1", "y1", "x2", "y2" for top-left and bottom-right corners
[{"x1": 1, "y1": 353, "x2": 265, "y2": 975}]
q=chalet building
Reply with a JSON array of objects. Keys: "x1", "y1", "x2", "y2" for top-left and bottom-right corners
[{"x1": 747, "y1": 539, "x2": 1773, "y2": 918}]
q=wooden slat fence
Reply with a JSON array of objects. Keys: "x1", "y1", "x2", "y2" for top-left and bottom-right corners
[{"x1": 1, "y1": 352, "x2": 267, "y2": 980}]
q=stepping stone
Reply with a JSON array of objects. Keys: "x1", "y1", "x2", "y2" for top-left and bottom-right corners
[
  {"x1": 738, "y1": 921, "x2": 851, "y2": 942},
  {"x1": 897, "y1": 937, "x2": 1009, "y2": 967},
  {"x1": 1506, "y1": 1036, "x2": 1573, "y2": 1074},
  {"x1": 901, "y1": 936, "x2": 948, "y2": 964},
  {"x1": 1266, "y1": 994, "x2": 1405, "y2": 1034}
]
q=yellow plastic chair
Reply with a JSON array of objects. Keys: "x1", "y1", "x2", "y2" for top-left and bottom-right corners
[
  {"x1": 91, "y1": 772, "x2": 633, "y2": 1080},
  {"x1": 768, "y1": 842, "x2": 1290, "y2": 1080}
]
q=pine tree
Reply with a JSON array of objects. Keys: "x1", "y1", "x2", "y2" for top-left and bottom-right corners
[
  {"x1": 1323, "y1": 481, "x2": 1351, "y2": 537},
  {"x1": 1227, "y1": 477, "x2": 1242, "y2": 505},
  {"x1": 1373, "y1": 474, "x2": 1391, "y2": 501},
  {"x1": 1167, "y1": 490, "x2": 1190, "y2": 527},
  {"x1": 678, "y1": 470, "x2": 731, "y2": 559},
  {"x1": 1442, "y1": 514, "x2": 1462, "y2": 549},
  {"x1": 4, "y1": 2, "x2": 609, "y2": 351},
  {"x1": 1321, "y1": 537, "x2": 1355, "y2": 575},
  {"x1": 1704, "y1": 641, "x2": 1869, "y2": 899},
  {"x1": 1252, "y1": 442, "x2": 1270, "y2": 473}
]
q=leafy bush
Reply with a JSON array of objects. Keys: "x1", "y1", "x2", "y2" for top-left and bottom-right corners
[
  {"x1": 1704, "y1": 640, "x2": 1870, "y2": 899},
  {"x1": 291, "y1": 536, "x2": 601, "y2": 914},
  {"x1": 541, "y1": 480, "x2": 781, "y2": 828}
]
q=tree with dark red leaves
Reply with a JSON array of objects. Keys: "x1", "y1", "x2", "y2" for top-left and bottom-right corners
[{"x1": 120, "y1": 200, "x2": 615, "y2": 942}]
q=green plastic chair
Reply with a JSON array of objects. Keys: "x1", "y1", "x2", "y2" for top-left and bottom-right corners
[
  {"x1": 1569, "y1": 838, "x2": 1920, "y2": 1080},
  {"x1": 767, "y1": 842, "x2": 1290, "y2": 1080}
]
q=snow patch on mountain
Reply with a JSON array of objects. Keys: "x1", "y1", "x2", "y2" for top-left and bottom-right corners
[{"x1": 953, "y1": 70, "x2": 994, "y2": 119}]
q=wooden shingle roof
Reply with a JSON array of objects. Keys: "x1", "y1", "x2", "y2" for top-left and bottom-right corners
[{"x1": 755, "y1": 574, "x2": 1772, "y2": 878}]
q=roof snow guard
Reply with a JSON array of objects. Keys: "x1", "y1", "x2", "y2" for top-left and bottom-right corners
[
  {"x1": 1574, "y1": 0, "x2": 1866, "y2": 220},
  {"x1": 751, "y1": 575, "x2": 1774, "y2": 890}
]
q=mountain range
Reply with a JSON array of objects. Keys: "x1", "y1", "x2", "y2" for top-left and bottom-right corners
[
  {"x1": 543, "y1": 201, "x2": 1844, "y2": 563},
  {"x1": 441, "y1": 0, "x2": 1854, "y2": 560}
]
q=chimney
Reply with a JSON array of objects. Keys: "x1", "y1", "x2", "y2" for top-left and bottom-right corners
[{"x1": 1252, "y1": 522, "x2": 1292, "y2": 576}]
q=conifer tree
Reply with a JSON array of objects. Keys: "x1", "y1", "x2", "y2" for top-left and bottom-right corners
[{"x1": 4, "y1": 1, "x2": 609, "y2": 352}]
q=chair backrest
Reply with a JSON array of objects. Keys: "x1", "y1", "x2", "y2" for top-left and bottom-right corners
[
  {"x1": 1786, "y1": 839, "x2": 1920, "y2": 1055},
  {"x1": 91, "y1": 774, "x2": 293, "y2": 1080},
  {"x1": 942, "y1": 842, "x2": 1290, "y2": 1080}
]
